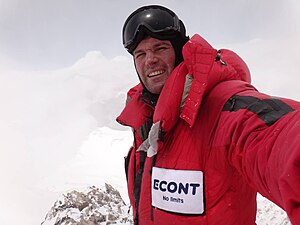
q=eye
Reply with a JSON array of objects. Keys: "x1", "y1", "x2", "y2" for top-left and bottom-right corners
[
  {"x1": 134, "y1": 52, "x2": 145, "y2": 59},
  {"x1": 156, "y1": 46, "x2": 167, "y2": 52},
  {"x1": 155, "y1": 44, "x2": 172, "y2": 53},
  {"x1": 158, "y1": 47, "x2": 167, "y2": 52}
]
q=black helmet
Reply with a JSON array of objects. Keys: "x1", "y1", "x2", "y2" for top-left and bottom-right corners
[{"x1": 122, "y1": 5, "x2": 189, "y2": 65}]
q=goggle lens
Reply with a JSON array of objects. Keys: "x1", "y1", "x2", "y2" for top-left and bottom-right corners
[{"x1": 123, "y1": 6, "x2": 181, "y2": 51}]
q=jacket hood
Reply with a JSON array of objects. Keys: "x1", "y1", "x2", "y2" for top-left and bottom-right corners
[{"x1": 153, "y1": 34, "x2": 251, "y2": 130}]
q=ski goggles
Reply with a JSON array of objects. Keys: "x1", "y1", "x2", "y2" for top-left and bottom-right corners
[{"x1": 122, "y1": 5, "x2": 182, "y2": 53}]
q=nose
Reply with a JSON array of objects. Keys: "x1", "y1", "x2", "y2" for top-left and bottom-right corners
[{"x1": 145, "y1": 51, "x2": 158, "y2": 66}]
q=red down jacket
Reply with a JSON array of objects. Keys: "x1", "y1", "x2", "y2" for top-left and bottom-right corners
[{"x1": 117, "y1": 34, "x2": 300, "y2": 225}]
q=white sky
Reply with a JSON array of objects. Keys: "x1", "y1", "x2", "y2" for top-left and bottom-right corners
[
  {"x1": 0, "y1": 1, "x2": 299, "y2": 224},
  {"x1": 0, "y1": 0, "x2": 299, "y2": 70}
]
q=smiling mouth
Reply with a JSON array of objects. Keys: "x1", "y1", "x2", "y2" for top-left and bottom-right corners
[{"x1": 147, "y1": 70, "x2": 165, "y2": 78}]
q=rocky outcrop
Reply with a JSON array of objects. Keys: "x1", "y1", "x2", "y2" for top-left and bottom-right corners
[{"x1": 41, "y1": 184, "x2": 132, "y2": 225}]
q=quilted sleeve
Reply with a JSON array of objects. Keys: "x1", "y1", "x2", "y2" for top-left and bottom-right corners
[{"x1": 219, "y1": 89, "x2": 300, "y2": 224}]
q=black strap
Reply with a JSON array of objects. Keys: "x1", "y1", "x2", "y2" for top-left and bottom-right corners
[{"x1": 223, "y1": 95, "x2": 294, "y2": 126}]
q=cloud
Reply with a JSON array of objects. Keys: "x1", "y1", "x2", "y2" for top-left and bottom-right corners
[
  {"x1": 212, "y1": 31, "x2": 300, "y2": 101},
  {"x1": 1, "y1": 50, "x2": 136, "y2": 175},
  {"x1": 0, "y1": 51, "x2": 137, "y2": 223}
]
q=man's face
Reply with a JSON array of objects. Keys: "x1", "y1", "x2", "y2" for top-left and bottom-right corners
[{"x1": 133, "y1": 37, "x2": 176, "y2": 94}]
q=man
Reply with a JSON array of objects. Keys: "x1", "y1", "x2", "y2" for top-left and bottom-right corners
[{"x1": 117, "y1": 5, "x2": 300, "y2": 225}]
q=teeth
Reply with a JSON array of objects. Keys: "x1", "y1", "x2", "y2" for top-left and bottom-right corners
[{"x1": 148, "y1": 70, "x2": 164, "y2": 77}]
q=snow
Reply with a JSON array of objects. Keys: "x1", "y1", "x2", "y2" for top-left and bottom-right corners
[
  {"x1": 0, "y1": 46, "x2": 296, "y2": 224},
  {"x1": 38, "y1": 127, "x2": 132, "y2": 202}
]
